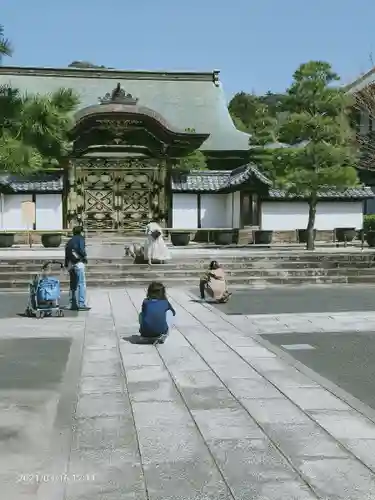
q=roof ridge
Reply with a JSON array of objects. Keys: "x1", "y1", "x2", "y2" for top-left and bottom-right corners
[
  {"x1": 346, "y1": 65, "x2": 375, "y2": 91},
  {"x1": 0, "y1": 66, "x2": 219, "y2": 82},
  {"x1": 189, "y1": 170, "x2": 230, "y2": 175}
]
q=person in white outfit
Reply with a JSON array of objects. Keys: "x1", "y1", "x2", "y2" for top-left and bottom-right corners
[{"x1": 143, "y1": 220, "x2": 171, "y2": 265}]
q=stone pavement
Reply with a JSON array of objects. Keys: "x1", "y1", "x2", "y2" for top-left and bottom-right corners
[{"x1": 4, "y1": 288, "x2": 375, "y2": 499}]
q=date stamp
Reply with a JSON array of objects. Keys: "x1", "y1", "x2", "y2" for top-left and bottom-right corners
[{"x1": 16, "y1": 473, "x2": 96, "y2": 483}]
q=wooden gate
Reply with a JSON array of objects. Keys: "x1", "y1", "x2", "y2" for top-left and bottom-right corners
[{"x1": 67, "y1": 158, "x2": 165, "y2": 231}]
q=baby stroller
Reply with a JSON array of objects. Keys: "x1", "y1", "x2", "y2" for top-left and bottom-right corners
[{"x1": 25, "y1": 260, "x2": 65, "y2": 319}]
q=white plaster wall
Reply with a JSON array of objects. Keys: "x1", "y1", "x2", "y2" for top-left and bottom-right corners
[
  {"x1": 2, "y1": 194, "x2": 32, "y2": 230},
  {"x1": 201, "y1": 194, "x2": 229, "y2": 228},
  {"x1": 261, "y1": 201, "x2": 364, "y2": 230},
  {"x1": 226, "y1": 194, "x2": 233, "y2": 227},
  {"x1": 35, "y1": 194, "x2": 63, "y2": 230},
  {"x1": 172, "y1": 194, "x2": 198, "y2": 229}
]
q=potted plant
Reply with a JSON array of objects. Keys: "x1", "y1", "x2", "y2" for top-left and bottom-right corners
[
  {"x1": 364, "y1": 215, "x2": 375, "y2": 247},
  {"x1": 41, "y1": 233, "x2": 62, "y2": 248},
  {"x1": 170, "y1": 231, "x2": 191, "y2": 246},
  {"x1": 253, "y1": 230, "x2": 273, "y2": 245},
  {"x1": 335, "y1": 227, "x2": 356, "y2": 243},
  {"x1": 213, "y1": 229, "x2": 235, "y2": 245},
  {"x1": 0, "y1": 232, "x2": 15, "y2": 248},
  {"x1": 297, "y1": 228, "x2": 316, "y2": 243}
]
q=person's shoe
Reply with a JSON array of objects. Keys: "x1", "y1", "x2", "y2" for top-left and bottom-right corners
[
  {"x1": 78, "y1": 306, "x2": 91, "y2": 311},
  {"x1": 153, "y1": 334, "x2": 167, "y2": 345}
]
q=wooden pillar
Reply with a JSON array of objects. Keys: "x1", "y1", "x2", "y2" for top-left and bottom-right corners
[
  {"x1": 240, "y1": 192, "x2": 250, "y2": 227},
  {"x1": 197, "y1": 194, "x2": 202, "y2": 228},
  {"x1": 165, "y1": 159, "x2": 173, "y2": 228},
  {"x1": 240, "y1": 191, "x2": 260, "y2": 227},
  {"x1": 66, "y1": 159, "x2": 84, "y2": 228},
  {"x1": 151, "y1": 160, "x2": 167, "y2": 223}
]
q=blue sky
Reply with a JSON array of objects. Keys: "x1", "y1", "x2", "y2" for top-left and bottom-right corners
[{"x1": 1, "y1": 0, "x2": 375, "y2": 99}]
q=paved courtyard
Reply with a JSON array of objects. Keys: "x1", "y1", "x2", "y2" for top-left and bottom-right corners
[
  {"x1": 3, "y1": 287, "x2": 375, "y2": 499},
  {"x1": 208, "y1": 285, "x2": 375, "y2": 315}
]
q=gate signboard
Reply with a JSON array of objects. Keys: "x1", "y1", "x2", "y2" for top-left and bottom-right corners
[
  {"x1": 21, "y1": 200, "x2": 35, "y2": 247},
  {"x1": 21, "y1": 201, "x2": 36, "y2": 229}
]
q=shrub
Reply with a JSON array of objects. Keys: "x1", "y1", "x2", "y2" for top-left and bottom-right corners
[{"x1": 363, "y1": 214, "x2": 375, "y2": 232}]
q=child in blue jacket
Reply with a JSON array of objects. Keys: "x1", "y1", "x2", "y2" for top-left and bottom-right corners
[{"x1": 139, "y1": 282, "x2": 176, "y2": 344}]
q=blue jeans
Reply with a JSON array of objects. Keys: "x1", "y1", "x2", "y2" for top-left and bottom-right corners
[{"x1": 69, "y1": 262, "x2": 86, "y2": 308}]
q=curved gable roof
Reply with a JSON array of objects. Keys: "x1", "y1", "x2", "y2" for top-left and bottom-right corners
[{"x1": 0, "y1": 66, "x2": 250, "y2": 152}]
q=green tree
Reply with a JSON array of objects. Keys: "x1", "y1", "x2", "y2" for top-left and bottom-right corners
[
  {"x1": 248, "y1": 103, "x2": 279, "y2": 171},
  {"x1": 0, "y1": 26, "x2": 79, "y2": 173},
  {"x1": 0, "y1": 25, "x2": 12, "y2": 60},
  {"x1": 176, "y1": 150, "x2": 207, "y2": 171},
  {"x1": 228, "y1": 92, "x2": 263, "y2": 132},
  {"x1": 262, "y1": 61, "x2": 359, "y2": 250},
  {"x1": 68, "y1": 60, "x2": 111, "y2": 69},
  {"x1": 0, "y1": 86, "x2": 79, "y2": 173},
  {"x1": 228, "y1": 91, "x2": 284, "y2": 133}
]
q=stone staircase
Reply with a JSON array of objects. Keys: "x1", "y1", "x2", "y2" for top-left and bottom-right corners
[{"x1": 1, "y1": 252, "x2": 375, "y2": 289}]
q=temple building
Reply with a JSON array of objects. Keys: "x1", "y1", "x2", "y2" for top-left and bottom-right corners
[{"x1": 0, "y1": 65, "x2": 372, "y2": 235}]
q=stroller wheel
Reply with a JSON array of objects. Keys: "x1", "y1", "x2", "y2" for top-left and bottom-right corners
[
  {"x1": 25, "y1": 308, "x2": 30, "y2": 317},
  {"x1": 57, "y1": 309, "x2": 64, "y2": 317},
  {"x1": 35, "y1": 310, "x2": 44, "y2": 319}
]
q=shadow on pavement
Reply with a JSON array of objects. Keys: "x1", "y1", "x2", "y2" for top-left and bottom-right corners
[
  {"x1": 0, "y1": 292, "x2": 75, "y2": 319},
  {"x1": 199, "y1": 286, "x2": 375, "y2": 315}
]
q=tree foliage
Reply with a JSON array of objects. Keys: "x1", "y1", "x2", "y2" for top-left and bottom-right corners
[
  {"x1": 255, "y1": 61, "x2": 359, "y2": 249},
  {"x1": 228, "y1": 91, "x2": 284, "y2": 133},
  {"x1": 68, "y1": 61, "x2": 111, "y2": 69},
  {"x1": 0, "y1": 26, "x2": 80, "y2": 173},
  {"x1": 0, "y1": 25, "x2": 12, "y2": 61},
  {"x1": 176, "y1": 150, "x2": 207, "y2": 171},
  {"x1": 0, "y1": 86, "x2": 79, "y2": 173},
  {"x1": 248, "y1": 104, "x2": 279, "y2": 170}
]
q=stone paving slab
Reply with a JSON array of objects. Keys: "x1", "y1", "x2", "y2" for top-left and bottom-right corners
[{"x1": 5, "y1": 287, "x2": 375, "y2": 499}]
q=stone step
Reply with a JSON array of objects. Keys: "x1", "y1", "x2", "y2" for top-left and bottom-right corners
[
  {"x1": 1, "y1": 253, "x2": 375, "y2": 265},
  {"x1": 2, "y1": 260, "x2": 375, "y2": 272},
  {"x1": 0, "y1": 275, "x2": 362, "y2": 289},
  {"x1": 4, "y1": 267, "x2": 375, "y2": 280}
]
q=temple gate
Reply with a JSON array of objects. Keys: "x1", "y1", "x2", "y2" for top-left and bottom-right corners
[{"x1": 66, "y1": 84, "x2": 209, "y2": 231}]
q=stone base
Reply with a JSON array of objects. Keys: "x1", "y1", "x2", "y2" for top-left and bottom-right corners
[{"x1": 239, "y1": 229, "x2": 335, "y2": 245}]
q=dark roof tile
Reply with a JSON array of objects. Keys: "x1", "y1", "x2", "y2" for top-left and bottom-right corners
[
  {"x1": 268, "y1": 187, "x2": 373, "y2": 200},
  {"x1": 171, "y1": 166, "x2": 374, "y2": 200},
  {"x1": 171, "y1": 171, "x2": 229, "y2": 192},
  {"x1": 171, "y1": 164, "x2": 270, "y2": 192},
  {"x1": 0, "y1": 173, "x2": 63, "y2": 193}
]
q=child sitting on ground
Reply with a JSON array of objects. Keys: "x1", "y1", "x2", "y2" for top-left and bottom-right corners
[{"x1": 138, "y1": 281, "x2": 176, "y2": 344}]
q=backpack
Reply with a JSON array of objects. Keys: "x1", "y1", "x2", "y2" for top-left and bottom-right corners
[{"x1": 37, "y1": 277, "x2": 61, "y2": 302}]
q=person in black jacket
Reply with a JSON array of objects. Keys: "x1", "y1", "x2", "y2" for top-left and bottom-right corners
[{"x1": 64, "y1": 226, "x2": 90, "y2": 311}]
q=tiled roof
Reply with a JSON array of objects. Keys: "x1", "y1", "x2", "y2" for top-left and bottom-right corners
[
  {"x1": 171, "y1": 171, "x2": 228, "y2": 192},
  {"x1": 171, "y1": 166, "x2": 374, "y2": 200},
  {"x1": 268, "y1": 186, "x2": 374, "y2": 200},
  {"x1": 0, "y1": 173, "x2": 63, "y2": 192},
  {"x1": 171, "y1": 164, "x2": 269, "y2": 192},
  {"x1": 228, "y1": 165, "x2": 272, "y2": 187},
  {"x1": 0, "y1": 66, "x2": 250, "y2": 152}
]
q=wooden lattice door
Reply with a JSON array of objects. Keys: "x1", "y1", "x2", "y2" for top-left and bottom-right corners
[
  {"x1": 116, "y1": 171, "x2": 152, "y2": 230},
  {"x1": 72, "y1": 159, "x2": 157, "y2": 230}
]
